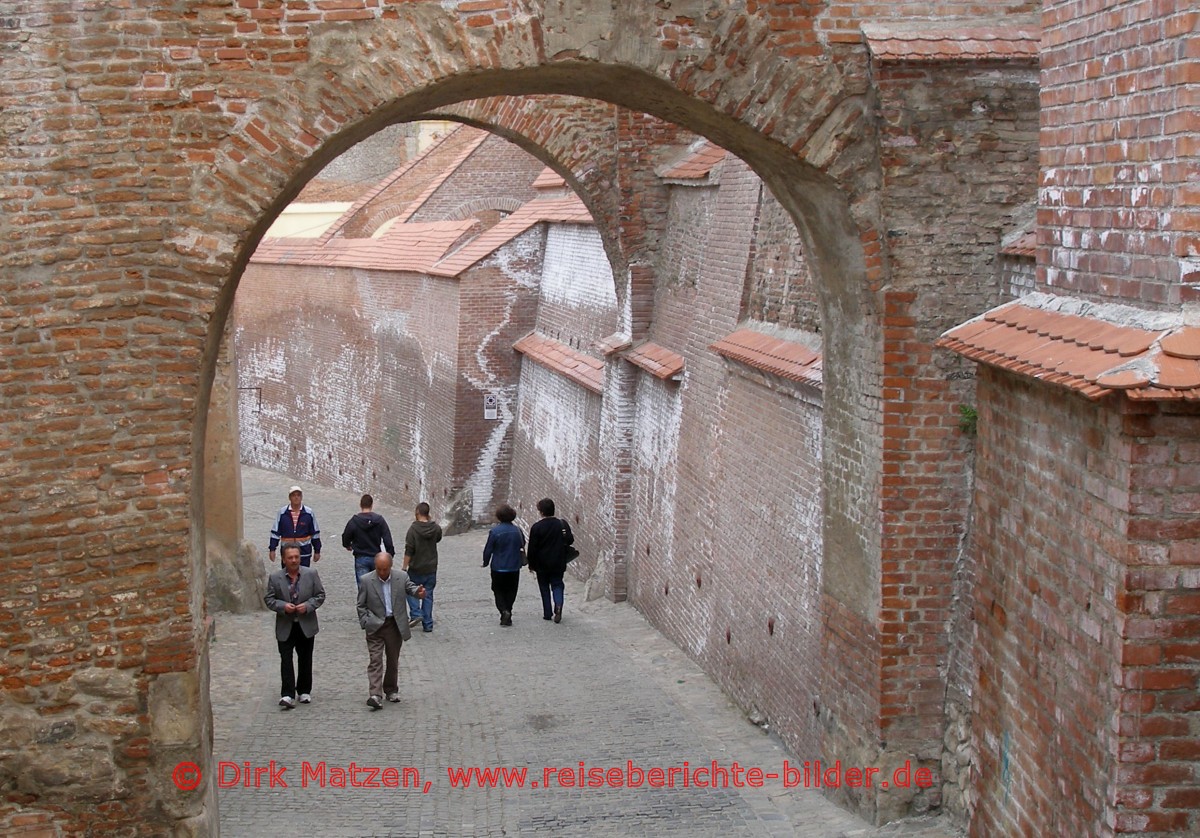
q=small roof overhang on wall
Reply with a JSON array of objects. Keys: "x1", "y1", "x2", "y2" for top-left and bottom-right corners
[
  {"x1": 623, "y1": 342, "x2": 686, "y2": 382},
  {"x1": 937, "y1": 294, "x2": 1200, "y2": 400},
  {"x1": 861, "y1": 22, "x2": 1041, "y2": 63},
  {"x1": 513, "y1": 332, "x2": 604, "y2": 394},
  {"x1": 656, "y1": 140, "x2": 727, "y2": 186},
  {"x1": 710, "y1": 328, "x2": 823, "y2": 390}
]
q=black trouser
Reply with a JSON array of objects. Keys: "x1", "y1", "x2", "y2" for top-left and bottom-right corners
[
  {"x1": 490, "y1": 570, "x2": 520, "y2": 614},
  {"x1": 278, "y1": 621, "x2": 314, "y2": 698}
]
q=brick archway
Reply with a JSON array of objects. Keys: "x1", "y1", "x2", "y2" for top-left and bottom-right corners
[{"x1": 0, "y1": 4, "x2": 934, "y2": 832}]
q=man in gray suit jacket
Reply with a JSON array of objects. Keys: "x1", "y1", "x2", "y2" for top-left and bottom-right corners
[
  {"x1": 356, "y1": 552, "x2": 425, "y2": 709},
  {"x1": 264, "y1": 544, "x2": 326, "y2": 709}
]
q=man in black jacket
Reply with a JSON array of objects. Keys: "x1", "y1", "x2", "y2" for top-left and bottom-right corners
[
  {"x1": 341, "y1": 494, "x2": 395, "y2": 590},
  {"x1": 526, "y1": 497, "x2": 574, "y2": 623}
]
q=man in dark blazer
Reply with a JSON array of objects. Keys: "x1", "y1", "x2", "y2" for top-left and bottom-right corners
[
  {"x1": 356, "y1": 552, "x2": 425, "y2": 709},
  {"x1": 264, "y1": 544, "x2": 326, "y2": 709}
]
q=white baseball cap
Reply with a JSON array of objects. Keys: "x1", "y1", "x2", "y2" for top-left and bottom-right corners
[{"x1": 288, "y1": 485, "x2": 303, "y2": 495}]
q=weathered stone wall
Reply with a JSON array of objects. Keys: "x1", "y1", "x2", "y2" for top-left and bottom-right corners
[
  {"x1": 623, "y1": 156, "x2": 829, "y2": 753},
  {"x1": 743, "y1": 187, "x2": 820, "y2": 332},
  {"x1": 870, "y1": 54, "x2": 1040, "y2": 821},
  {"x1": 236, "y1": 263, "x2": 462, "y2": 517},
  {"x1": 508, "y1": 364, "x2": 606, "y2": 578}
]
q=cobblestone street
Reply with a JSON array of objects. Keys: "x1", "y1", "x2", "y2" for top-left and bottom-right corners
[{"x1": 209, "y1": 466, "x2": 959, "y2": 837}]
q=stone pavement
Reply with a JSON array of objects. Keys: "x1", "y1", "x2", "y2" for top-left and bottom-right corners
[{"x1": 209, "y1": 465, "x2": 962, "y2": 837}]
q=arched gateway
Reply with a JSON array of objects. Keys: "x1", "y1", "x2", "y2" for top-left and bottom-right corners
[{"x1": 13, "y1": 1, "x2": 1187, "y2": 835}]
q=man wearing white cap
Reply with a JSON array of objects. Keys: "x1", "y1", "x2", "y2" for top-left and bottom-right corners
[{"x1": 269, "y1": 485, "x2": 322, "y2": 567}]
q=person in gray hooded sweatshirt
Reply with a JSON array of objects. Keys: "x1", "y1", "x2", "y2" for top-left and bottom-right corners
[
  {"x1": 403, "y1": 502, "x2": 443, "y2": 632},
  {"x1": 342, "y1": 494, "x2": 395, "y2": 589}
]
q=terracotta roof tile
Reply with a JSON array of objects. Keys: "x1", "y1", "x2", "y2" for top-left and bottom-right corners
[
  {"x1": 938, "y1": 299, "x2": 1200, "y2": 401},
  {"x1": 594, "y1": 333, "x2": 632, "y2": 356},
  {"x1": 658, "y1": 140, "x2": 727, "y2": 182},
  {"x1": 432, "y1": 194, "x2": 593, "y2": 276},
  {"x1": 709, "y1": 328, "x2": 823, "y2": 389},
  {"x1": 623, "y1": 342, "x2": 685, "y2": 380},
  {"x1": 513, "y1": 332, "x2": 604, "y2": 394},
  {"x1": 532, "y1": 167, "x2": 567, "y2": 190},
  {"x1": 251, "y1": 220, "x2": 478, "y2": 273},
  {"x1": 1161, "y1": 327, "x2": 1200, "y2": 360},
  {"x1": 1001, "y1": 231, "x2": 1037, "y2": 258},
  {"x1": 1154, "y1": 355, "x2": 1200, "y2": 390},
  {"x1": 862, "y1": 23, "x2": 1040, "y2": 63}
]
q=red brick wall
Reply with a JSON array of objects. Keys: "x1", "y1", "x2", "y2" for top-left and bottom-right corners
[
  {"x1": 1109, "y1": 399, "x2": 1200, "y2": 834},
  {"x1": 972, "y1": 369, "x2": 1200, "y2": 835},
  {"x1": 533, "y1": 225, "x2": 620, "y2": 350},
  {"x1": 742, "y1": 186, "x2": 819, "y2": 332},
  {"x1": 972, "y1": 368, "x2": 1121, "y2": 834},
  {"x1": 406, "y1": 133, "x2": 544, "y2": 223},
  {"x1": 630, "y1": 369, "x2": 826, "y2": 758},
  {"x1": 452, "y1": 231, "x2": 544, "y2": 518},
  {"x1": 1039, "y1": 1, "x2": 1198, "y2": 306}
]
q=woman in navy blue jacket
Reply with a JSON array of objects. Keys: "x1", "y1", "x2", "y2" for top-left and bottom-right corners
[{"x1": 482, "y1": 504, "x2": 525, "y2": 627}]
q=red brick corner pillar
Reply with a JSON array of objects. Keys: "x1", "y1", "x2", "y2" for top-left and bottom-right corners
[{"x1": 1109, "y1": 398, "x2": 1200, "y2": 834}]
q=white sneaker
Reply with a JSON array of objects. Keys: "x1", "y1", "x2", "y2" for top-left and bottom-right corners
[
  {"x1": 298, "y1": 694, "x2": 311, "y2": 704},
  {"x1": 386, "y1": 693, "x2": 401, "y2": 703},
  {"x1": 279, "y1": 696, "x2": 296, "y2": 710}
]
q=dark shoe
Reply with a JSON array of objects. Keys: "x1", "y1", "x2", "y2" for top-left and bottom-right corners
[
  {"x1": 553, "y1": 606, "x2": 562, "y2": 624},
  {"x1": 422, "y1": 626, "x2": 433, "y2": 633},
  {"x1": 500, "y1": 610, "x2": 512, "y2": 627},
  {"x1": 543, "y1": 614, "x2": 552, "y2": 620},
  {"x1": 367, "y1": 695, "x2": 382, "y2": 710},
  {"x1": 408, "y1": 617, "x2": 421, "y2": 628}
]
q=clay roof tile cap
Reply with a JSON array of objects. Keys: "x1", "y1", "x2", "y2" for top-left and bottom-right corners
[
  {"x1": 1160, "y1": 327, "x2": 1200, "y2": 360},
  {"x1": 1095, "y1": 367, "x2": 1152, "y2": 390}
]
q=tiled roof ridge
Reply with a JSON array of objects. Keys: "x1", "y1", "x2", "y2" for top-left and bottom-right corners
[
  {"x1": 314, "y1": 125, "x2": 472, "y2": 246},
  {"x1": 938, "y1": 294, "x2": 1200, "y2": 401},
  {"x1": 988, "y1": 292, "x2": 1180, "y2": 333},
  {"x1": 862, "y1": 21, "x2": 1040, "y2": 62},
  {"x1": 430, "y1": 193, "x2": 592, "y2": 277},
  {"x1": 249, "y1": 219, "x2": 477, "y2": 274},
  {"x1": 532, "y1": 167, "x2": 567, "y2": 190},
  {"x1": 392, "y1": 130, "x2": 492, "y2": 226},
  {"x1": 513, "y1": 332, "x2": 604, "y2": 394}
]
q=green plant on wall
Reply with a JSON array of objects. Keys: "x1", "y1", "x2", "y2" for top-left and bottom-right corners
[{"x1": 958, "y1": 404, "x2": 978, "y2": 436}]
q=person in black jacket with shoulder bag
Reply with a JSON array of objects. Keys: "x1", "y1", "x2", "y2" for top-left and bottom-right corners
[{"x1": 526, "y1": 498, "x2": 575, "y2": 623}]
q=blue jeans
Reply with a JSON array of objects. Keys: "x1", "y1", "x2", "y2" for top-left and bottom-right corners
[
  {"x1": 407, "y1": 571, "x2": 436, "y2": 630},
  {"x1": 536, "y1": 570, "x2": 565, "y2": 618},
  {"x1": 354, "y1": 555, "x2": 376, "y2": 589}
]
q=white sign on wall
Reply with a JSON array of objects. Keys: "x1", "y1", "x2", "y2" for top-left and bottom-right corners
[{"x1": 484, "y1": 393, "x2": 498, "y2": 420}]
